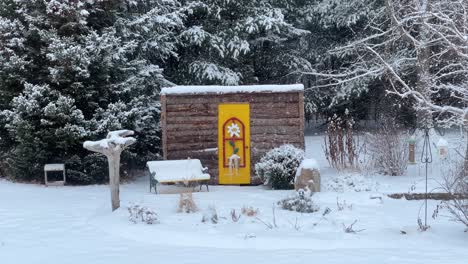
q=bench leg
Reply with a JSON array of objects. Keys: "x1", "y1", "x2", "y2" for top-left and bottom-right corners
[
  {"x1": 149, "y1": 172, "x2": 152, "y2": 193},
  {"x1": 199, "y1": 181, "x2": 209, "y2": 192},
  {"x1": 149, "y1": 171, "x2": 158, "y2": 194}
]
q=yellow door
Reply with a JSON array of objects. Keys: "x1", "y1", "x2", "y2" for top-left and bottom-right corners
[{"x1": 218, "y1": 104, "x2": 250, "y2": 184}]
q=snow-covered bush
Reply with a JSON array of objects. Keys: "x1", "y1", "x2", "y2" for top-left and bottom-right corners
[
  {"x1": 178, "y1": 193, "x2": 198, "y2": 213},
  {"x1": 278, "y1": 189, "x2": 319, "y2": 213},
  {"x1": 128, "y1": 204, "x2": 159, "y2": 225},
  {"x1": 65, "y1": 154, "x2": 109, "y2": 185},
  {"x1": 241, "y1": 206, "x2": 259, "y2": 217},
  {"x1": 255, "y1": 144, "x2": 304, "y2": 189},
  {"x1": 367, "y1": 117, "x2": 408, "y2": 176},
  {"x1": 323, "y1": 113, "x2": 359, "y2": 170},
  {"x1": 324, "y1": 173, "x2": 377, "y2": 192},
  {"x1": 202, "y1": 206, "x2": 219, "y2": 224},
  {"x1": 441, "y1": 161, "x2": 468, "y2": 228}
]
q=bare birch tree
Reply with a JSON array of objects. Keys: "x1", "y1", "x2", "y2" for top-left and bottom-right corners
[
  {"x1": 304, "y1": 0, "x2": 468, "y2": 227},
  {"x1": 305, "y1": 0, "x2": 468, "y2": 123},
  {"x1": 305, "y1": 0, "x2": 468, "y2": 161}
]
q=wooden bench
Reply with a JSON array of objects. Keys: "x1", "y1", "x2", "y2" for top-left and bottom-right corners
[{"x1": 147, "y1": 159, "x2": 210, "y2": 194}]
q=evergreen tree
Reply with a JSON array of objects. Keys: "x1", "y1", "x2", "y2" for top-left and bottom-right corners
[
  {"x1": 0, "y1": 0, "x2": 171, "y2": 183},
  {"x1": 1, "y1": 83, "x2": 88, "y2": 181},
  {"x1": 164, "y1": 0, "x2": 309, "y2": 85},
  {"x1": 0, "y1": 0, "x2": 394, "y2": 184}
]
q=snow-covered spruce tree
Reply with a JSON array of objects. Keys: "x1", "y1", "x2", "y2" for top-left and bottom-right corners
[
  {"x1": 279, "y1": 0, "x2": 386, "y2": 118},
  {"x1": 0, "y1": 1, "x2": 29, "y2": 110},
  {"x1": 163, "y1": 0, "x2": 309, "y2": 85},
  {"x1": 1, "y1": 83, "x2": 88, "y2": 181},
  {"x1": 0, "y1": 0, "x2": 172, "y2": 182}
]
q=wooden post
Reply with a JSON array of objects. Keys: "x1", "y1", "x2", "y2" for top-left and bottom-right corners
[
  {"x1": 298, "y1": 91, "x2": 305, "y2": 149},
  {"x1": 108, "y1": 153, "x2": 121, "y2": 211},
  {"x1": 161, "y1": 94, "x2": 168, "y2": 160},
  {"x1": 83, "y1": 130, "x2": 136, "y2": 211}
]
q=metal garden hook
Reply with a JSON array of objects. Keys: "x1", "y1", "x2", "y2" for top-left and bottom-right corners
[{"x1": 420, "y1": 127, "x2": 432, "y2": 229}]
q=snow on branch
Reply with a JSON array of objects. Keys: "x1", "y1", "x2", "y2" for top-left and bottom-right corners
[
  {"x1": 83, "y1": 130, "x2": 136, "y2": 156},
  {"x1": 302, "y1": 0, "x2": 468, "y2": 125}
]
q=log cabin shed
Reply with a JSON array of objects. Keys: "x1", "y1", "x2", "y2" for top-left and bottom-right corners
[{"x1": 160, "y1": 84, "x2": 305, "y2": 185}]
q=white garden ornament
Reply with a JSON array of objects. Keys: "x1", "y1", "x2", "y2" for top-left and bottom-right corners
[
  {"x1": 83, "y1": 130, "x2": 136, "y2": 211},
  {"x1": 228, "y1": 154, "x2": 240, "y2": 175}
]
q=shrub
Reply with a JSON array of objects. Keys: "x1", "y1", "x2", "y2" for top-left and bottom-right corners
[
  {"x1": 177, "y1": 193, "x2": 198, "y2": 213},
  {"x1": 367, "y1": 116, "x2": 408, "y2": 176},
  {"x1": 128, "y1": 204, "x2": 159, "y2": 224},
  {"x1": 323, "y1": 113, "x2": 358, "y2": 170},
  {"x1": 66, "y1": 154, "x2": 109, "y2": 184},
  {"x1": 442, "y1": 161, "x2": 468, "y2": 229},
  {"x1": 0, "y1": 84, "x2": 160, "y2": 185},
  {"x1": 255, "y1": 144, "x2": 304, "y2": 189},
  {"x1": 278, "y1": 189, "x2": 319, "y2": 213},
  {"x1": 202, "y1": 206, "x2": 219, "y2": 224},
  {"x1": 241, "y1": 206, "x2": 259, "y2": 217}
]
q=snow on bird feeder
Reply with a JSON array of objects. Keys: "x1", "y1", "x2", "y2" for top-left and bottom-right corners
[
  {"x1": 437, "y1": 137, "x2": 448, "y2": 160},
  {"x1": 83, "y1": 130, "x2": 136, "y2": 211}
]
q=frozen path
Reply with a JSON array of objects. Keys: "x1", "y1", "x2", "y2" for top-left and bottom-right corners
[{"x1": 1, "y1": 178, "x2": 467, "y2": 264}]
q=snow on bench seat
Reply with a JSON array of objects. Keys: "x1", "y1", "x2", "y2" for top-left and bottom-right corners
[{"x1": 147, "y1": 159, "x2": 210, "y2": 183}]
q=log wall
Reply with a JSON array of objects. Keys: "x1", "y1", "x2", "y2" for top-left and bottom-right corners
[{"x1": 162, "y1": 91, "x2": 305, "y2": 184}]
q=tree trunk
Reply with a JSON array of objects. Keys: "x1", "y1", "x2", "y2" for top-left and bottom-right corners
[
  {"x1": 464, "y1": 133, "x2": 468, "y2": 177},
  {"x1": 416, "y1": 0, "x2": 433, "y2": 128},
  {"x1": 108, "y1": 153, "x2": 121, "y2": 211}
]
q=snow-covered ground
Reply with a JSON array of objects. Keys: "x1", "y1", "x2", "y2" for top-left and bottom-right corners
[{"x1": 1, "y1": 134, "x2": 467, "y2": 264}]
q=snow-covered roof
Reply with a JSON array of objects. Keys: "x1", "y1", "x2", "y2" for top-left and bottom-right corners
[{"x1": 160, "y1": 84, "x2": 304, "y2": 95}]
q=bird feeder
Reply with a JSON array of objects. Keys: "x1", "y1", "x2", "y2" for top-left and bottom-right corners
[
  {"x1": 436, "y1": 137, "x2": 448, "y2": 160},
  {"x1": 408, "y1": 136, "x2": 416, "y2": 164}
]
